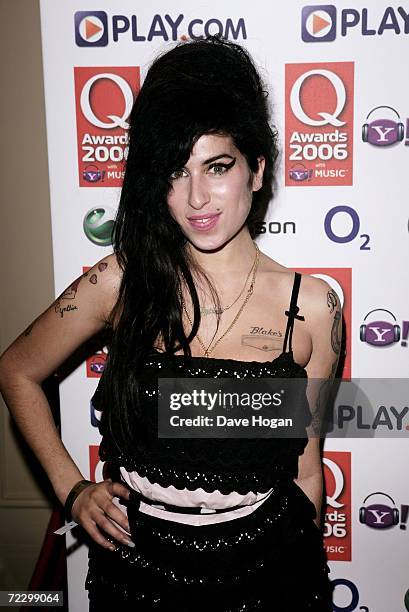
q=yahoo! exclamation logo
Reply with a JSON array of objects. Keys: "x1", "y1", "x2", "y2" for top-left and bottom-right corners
[
  {"x1": 401, "y1": 321, "x2": 409, "y2": 347},
  {"x1": 400, "y1": 505, "x2": 409, "y2": 530}
]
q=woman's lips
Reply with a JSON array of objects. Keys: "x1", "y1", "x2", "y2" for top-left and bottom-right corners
[{"x1": 187, "y1": 212, "x2": 221, "y2": 231}]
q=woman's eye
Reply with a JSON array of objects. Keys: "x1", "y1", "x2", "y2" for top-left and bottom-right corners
[
  {"x1": 209, "y1": 164, "x2": 227, "y2": 175},
  {"x1": 169, "y1": 169, "x2": 186, "y2": 180}
]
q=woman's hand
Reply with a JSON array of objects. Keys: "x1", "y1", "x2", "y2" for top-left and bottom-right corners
[{"x1": 70, "y1": 478, "x2": 135, "y2": 550}]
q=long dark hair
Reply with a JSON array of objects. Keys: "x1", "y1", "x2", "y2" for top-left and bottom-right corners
[{"x1": 98, "y1": 36, "x2": 279, "y2": 456}]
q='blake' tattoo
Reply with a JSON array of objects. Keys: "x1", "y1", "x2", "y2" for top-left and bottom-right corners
[
  {"x1": 242, "y1": 326, "x2": 283, "y2": 352},
  {"x1": 249, "y1": 326, "x2": 282, "y2": 337}
]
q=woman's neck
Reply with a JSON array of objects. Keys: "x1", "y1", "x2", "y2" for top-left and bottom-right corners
[{"x1": 186, "y1": 228, "x2": 257, "y2": 278}]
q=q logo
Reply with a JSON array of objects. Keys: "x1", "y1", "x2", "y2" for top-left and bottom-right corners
[
  {"x1": 80, "y1": 73, "x2": 134, "y2": 130},
  {"x1": 323, "y1": 456, "x2": 345, "y2": 509},
  {"x1": 290, "y1": 69, "x2": 346, "y2": 127}
]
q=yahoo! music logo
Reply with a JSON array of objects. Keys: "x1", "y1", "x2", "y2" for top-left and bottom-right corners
[
  {"x1": 359, "y1": 492, "x2": 409, "y2": 530},
  {"x1": 362, "y1": 105, "x2": 404, "y2": 146},
  {"x1": 360, "y1": 309, "x2": 401, "y2": 346}
]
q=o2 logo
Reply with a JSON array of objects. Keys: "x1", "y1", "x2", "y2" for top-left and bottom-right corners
[
  {"x1": 324, "y1": 206, "x2": 370, "y2": 251},
  {"x1": 332, "y1": 578, "x2": 368, "y2": 612}
]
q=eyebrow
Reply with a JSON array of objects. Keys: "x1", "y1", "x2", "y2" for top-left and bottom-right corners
[{"x1": 202, "y1": 154, "x2": 236, "y2": 165}]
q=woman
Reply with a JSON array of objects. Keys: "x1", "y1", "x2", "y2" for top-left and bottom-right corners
[{"x1": 0, "y1": 37, "x2": 341, "y2": 610}]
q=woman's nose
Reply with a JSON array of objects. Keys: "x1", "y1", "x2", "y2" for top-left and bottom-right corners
[{"x1": 188, "y1": 175, "x2": 210, "y2": 210}]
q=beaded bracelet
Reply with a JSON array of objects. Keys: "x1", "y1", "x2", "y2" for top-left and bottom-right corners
[{"x1": 64, "y1": 479, "x2": 94, "y2": 522}]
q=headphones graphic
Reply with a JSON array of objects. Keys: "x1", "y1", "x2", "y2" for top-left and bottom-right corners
[
  {"x1": 83, "y1": 164, "x2": 105, "y2": 182},
  {"x1": 359, "y1": 492, "x2": 399, "y2": 525},
  {"x1": 362, "y1": 105, "x2": 404, "y2": 142},
  {"x1": 360, "y1": 308, "x2": 401, "y2": 342},
  {"x1": 288, "y1": 163, "x2": 312, "y2": 181}
]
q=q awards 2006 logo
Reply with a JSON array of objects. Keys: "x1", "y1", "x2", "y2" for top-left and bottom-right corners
[
  {"x1": 285, "y1": 62, "x2": 354, "y2": 186},
  {"x1": 323, "y1": 450, "x2": 351, "y2": 561},
  {"x1": 74, "y1": 67, "x2": 140, "y2": 188}
]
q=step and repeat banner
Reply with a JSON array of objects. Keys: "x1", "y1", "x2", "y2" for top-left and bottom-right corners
[{"x1": 40, "y1": 1, "x2": 409, "y2": 610}]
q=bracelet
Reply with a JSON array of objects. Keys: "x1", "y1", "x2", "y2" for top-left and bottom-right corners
[{"x1": 64, "y1": 479, "x2": 94, "y2": 522}]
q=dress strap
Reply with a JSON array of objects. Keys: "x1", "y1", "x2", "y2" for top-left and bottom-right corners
[{"x1": 282, "y1": 272, "x2": 305, "y2": 354}]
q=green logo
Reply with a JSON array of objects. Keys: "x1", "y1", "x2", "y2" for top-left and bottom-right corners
[{"x1": 83, "y1": 207, "x2": 115, "y2": 246}]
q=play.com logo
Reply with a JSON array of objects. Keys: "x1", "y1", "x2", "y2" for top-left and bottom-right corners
[
  {"x1": 75, "y1": 11, "x2": 247, "y2": 46},
  {"x1": 75, "y1": 11, "x2": 108, "y2": 47},
  {"x1": 302, "y1": 5, "x2": 409, "y2": 41},
  {"x1": 302, "y1": 5, "x2": 336, "y2": 42}
]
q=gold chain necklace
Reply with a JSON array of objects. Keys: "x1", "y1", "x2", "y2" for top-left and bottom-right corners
[
  {"x1": 181, "y1": 243, "x2": 260, "y2": 358},
  {"x1": 200, "y1": 246, "x2": 259, "y2": 316}
]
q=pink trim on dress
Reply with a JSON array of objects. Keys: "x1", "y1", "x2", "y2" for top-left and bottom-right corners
[{"x1": 119, "y1": 468, "x2": 275, "y2": 526}]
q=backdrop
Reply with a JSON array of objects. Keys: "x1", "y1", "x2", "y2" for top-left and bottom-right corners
[{"x1": 40, "y1": 1, "x2": 409, "y2": 610}]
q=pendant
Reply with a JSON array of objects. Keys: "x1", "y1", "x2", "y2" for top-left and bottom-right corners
[{"x1": 200, "y1": 307, "x2": 224, "y2": 316}]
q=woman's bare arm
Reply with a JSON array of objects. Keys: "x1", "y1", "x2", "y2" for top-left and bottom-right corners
[
  {"x1": 294, "y1": 276, "x2": 343, "y2": 526},
  {"x1": 0, "y1": 253, "x2": 133, "y2": 549}
]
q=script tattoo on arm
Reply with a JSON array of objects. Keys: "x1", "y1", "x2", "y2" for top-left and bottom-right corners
[
  {"x1": 53, "y1": 261, "x2": 109, "y2": 318},
  {"x1": 54, "y1": 276, "x2": 82, "y2": 318}
]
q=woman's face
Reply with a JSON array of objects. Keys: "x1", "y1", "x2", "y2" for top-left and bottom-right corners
[{"x1": 167, "y1": 134, "x2": 264, "y2": 251}]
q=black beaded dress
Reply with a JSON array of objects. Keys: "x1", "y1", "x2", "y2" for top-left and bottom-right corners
[{"x1": 85, "y1": 272, "x2": 333, "y2": 611}]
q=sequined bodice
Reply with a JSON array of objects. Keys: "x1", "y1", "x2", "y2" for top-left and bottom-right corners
[
  {"x1": 95, "y1": 348, "x2": 311, "y2": 495},
  {"x1": 94, "y1": 272, "x2": 311, "y2": 496}
]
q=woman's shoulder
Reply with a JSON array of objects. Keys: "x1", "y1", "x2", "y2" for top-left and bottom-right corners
[
  {"x1": 85, "y1": 253, "x2": 123, "y2": 324},
  {"x1": 258, "y1": 251, "x2": 342, "y2": 315},
  {"x1": 87, "y1": 252, "x2": 123, "y2": 290}
]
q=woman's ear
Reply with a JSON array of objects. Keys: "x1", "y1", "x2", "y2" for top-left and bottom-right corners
[{"x1": 252, "y1": 157, "x2": 265, "y2": 192}]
